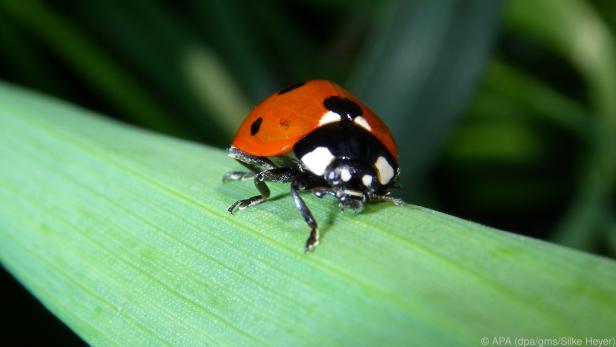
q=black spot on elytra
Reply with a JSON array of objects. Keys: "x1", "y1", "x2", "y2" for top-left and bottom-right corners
[
  {"x1": 323, "y1": 96, "x2": 362, "y2": 121},
  {"x1": 250, "y1": 117, "x2": 263, "y2": 135},
  {"x1": 278, "y1": 81, "x2": 306, "y2": 95}
]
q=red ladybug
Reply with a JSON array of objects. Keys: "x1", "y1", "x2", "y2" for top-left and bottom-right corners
[{"x1": 224, "y1": 80, "x2": 401, "y2": 251}]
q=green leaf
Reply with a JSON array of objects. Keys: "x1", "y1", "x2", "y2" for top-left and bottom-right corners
[{"x1": 1, "y1": 82, "x2": 615, "y2": 346}]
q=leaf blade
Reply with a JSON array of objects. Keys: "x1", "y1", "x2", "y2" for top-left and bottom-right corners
[{"x1": 1, "y1": 82, "x2": 615, "y2": 346}]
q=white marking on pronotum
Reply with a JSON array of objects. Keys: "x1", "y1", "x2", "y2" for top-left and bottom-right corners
[
  {"x1": 354, "y1": 116, "x2": 371, "y2": 131},
  {"x1": 318, "y1": 111, "x2": 342, "y2": 126},
  {"x1": 340, "y1": 168, "x2": 352, "y2": 182},
  {"x1": 362, "y1": 174, "x2": 373, "y2": 187},
  {"x1": 301, "y1": 147, "x2": 335, "y2": 176},
  {"x1": 375, "y1": 156, "x2": 394, "y2": 185}
]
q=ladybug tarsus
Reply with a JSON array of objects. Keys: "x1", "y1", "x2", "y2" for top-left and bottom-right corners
[
  {"x1": 222, "y1": 171, "x2": 254, "y2": 183},
  {"x1": 305, "y1": 230, "x2": 319, "y2": 252},
  {"x1": 380, "y1": 195, "x2": 405, "y2": 206},
  {"x1": 228, "y1": 194, "x2": 265, "y2": 214},
  {"x1": 312, "y1": 187, "x2": 335, "y2": 199}
]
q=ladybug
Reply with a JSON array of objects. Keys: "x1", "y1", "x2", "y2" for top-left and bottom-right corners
[{"x1": 223, "y1": 80, "x2": 402, "y2": 251}]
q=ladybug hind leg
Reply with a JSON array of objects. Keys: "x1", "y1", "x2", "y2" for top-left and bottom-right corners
[
  {"x1": 227, "y1": 168, "x2": 297, "y2": 214},
  {"x1": 223, "y1": 148, "x2": 270, "y2": 183},
  {"x1": 224, "y1": 146, "x2": 280, "y2": 212},
  {"x1": 226, "y1": 146, "x2": 276, "y2": 172}
]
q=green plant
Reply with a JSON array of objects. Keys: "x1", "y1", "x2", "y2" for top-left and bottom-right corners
[{"x1": 1, "y1": 82, "x2": 615, "y2": 346}]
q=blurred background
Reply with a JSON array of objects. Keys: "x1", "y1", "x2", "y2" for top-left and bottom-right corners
[{"x1": 1, "y1": 0, "x2": 615, "y2": 344}]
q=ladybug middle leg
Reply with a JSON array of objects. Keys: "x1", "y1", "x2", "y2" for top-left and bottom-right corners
[{"x1": 290, "y1": 174, "x2": 322, "y2": 252}]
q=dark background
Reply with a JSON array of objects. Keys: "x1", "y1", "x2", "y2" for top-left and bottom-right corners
[{"x1": 1, "y1": 0, "x2": 615, "y2": 344}]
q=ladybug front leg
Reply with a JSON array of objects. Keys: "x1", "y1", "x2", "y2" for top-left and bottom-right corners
[
  {"x1": 371, "y1": 192, "x2": 404, "y2": 206},
  {"x1": 311, "y1": 187, "x2": 336, "y2": 199},
  {"x1": 291, "y1": 176, "x2": 320, "y2": 252},
  {"x1": 227, "y1": 168, "x2": 297, "y2": 214}
]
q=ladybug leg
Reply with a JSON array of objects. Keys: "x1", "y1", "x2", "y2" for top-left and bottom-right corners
[
  {"x1": 222, "y1": 171, "x2": 254, "y2": 182},
  {"x1": 372, "y1": 193, "x2": 404, "y2": 206},
  {"x1": 291, "y1": 176, "x2": 320, "y2": 252},
  {"x1": 227, "y1": 168, "x2": 297, "y2": 214},
  {"x1": 227, "y1": 146, "x2": 276, "y2": 171},
  {"x1": 227, "y1": 182, "x2": 269, "y2": 214},
  {"x1": 312, "y1": 187, "x2": 336, "y2": 199},
  {"x1": 223, "y1": 146, "x2": 277, "y2": 184}
]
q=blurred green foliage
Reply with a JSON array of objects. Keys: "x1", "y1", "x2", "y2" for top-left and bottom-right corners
[{"x1": 0, "y1": 0, "x2": 614, "y2": 260}]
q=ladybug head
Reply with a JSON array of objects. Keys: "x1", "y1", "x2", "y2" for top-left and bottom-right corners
[{"x1": 324, "y1": 159, "x2": 380, "y2": 211}]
